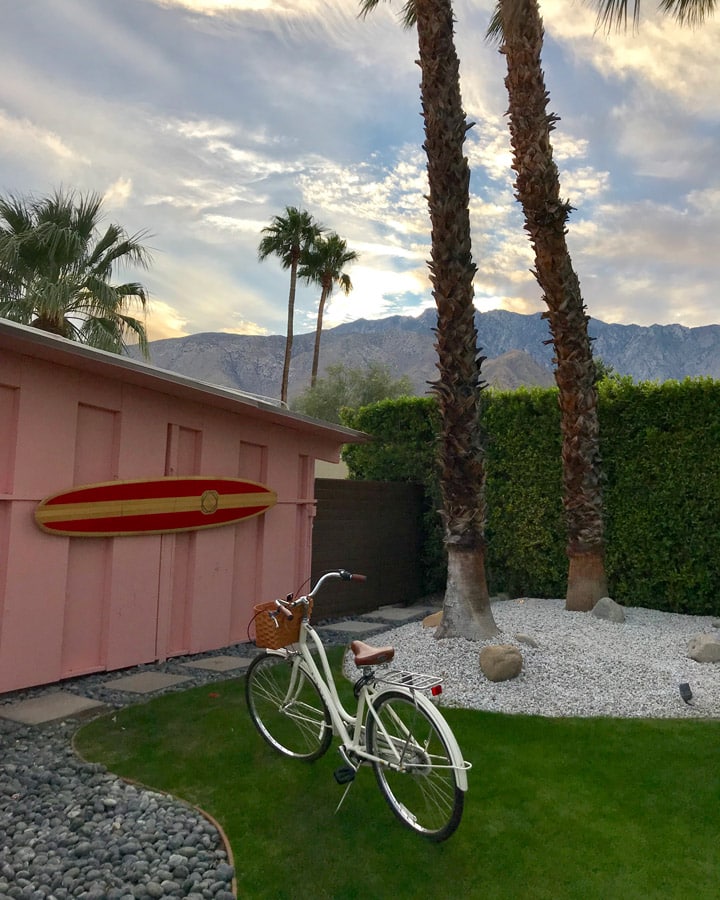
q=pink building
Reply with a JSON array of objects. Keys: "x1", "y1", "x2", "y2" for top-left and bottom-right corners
[{"x1": 0, "y1": 319, "x2": 363, "y2": 694}]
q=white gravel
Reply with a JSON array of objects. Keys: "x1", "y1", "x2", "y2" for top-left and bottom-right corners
[{"x1": 361, "y1": 599, "x2": 720, "y2": 719}]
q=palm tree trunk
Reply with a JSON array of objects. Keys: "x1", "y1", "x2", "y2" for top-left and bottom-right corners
[
  {"x1": 310, "y1": 281, "x2": 331, "y2": 388},
  {"x1": 500, "y1": 0, "x2": 607, "y2": 611},
  {"x1": 31, "y1": 314, "x2": 70, "y2": 338},
  {"x1": 281, "y1": 257, "x2": 299, "y2": 404},
  {"x1": 416, "y1": 0, "x2": 498, "y2": 639}
]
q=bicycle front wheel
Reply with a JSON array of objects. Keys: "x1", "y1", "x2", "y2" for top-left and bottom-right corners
[
  {"x1": 245, "y1": 652, "x2": 332, "y2": 761},
  {"x1": 366, "y1": 690, "x2": 464, "y2": 841}
]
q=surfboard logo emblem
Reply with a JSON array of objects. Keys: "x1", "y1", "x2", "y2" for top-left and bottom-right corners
[{"x1": 201, "y1": 489, "x2": 219, "y2": 515}]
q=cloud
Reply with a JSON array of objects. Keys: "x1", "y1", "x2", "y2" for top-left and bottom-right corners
[
  {"x1": 0, "y1": 109, "x2": 89, "y2": 169},
  {"x1": 319, "y1": 263, "x2": 430, "y2": 330},
  {"x1": 543, "y1": 1, "x2": 720, "y2": 115},
  {"x1": 104, "y1": 178, "x2": 134, "y2": 208}
]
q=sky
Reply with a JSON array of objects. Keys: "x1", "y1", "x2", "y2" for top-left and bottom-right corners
[{"x1": 1, "y1": 0, "x2": 718, "y2": 343}]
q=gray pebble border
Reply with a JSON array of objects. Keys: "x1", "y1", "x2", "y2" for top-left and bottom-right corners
[{"x1": 0, "y1": 614, "x2": 417, "y2": 899}]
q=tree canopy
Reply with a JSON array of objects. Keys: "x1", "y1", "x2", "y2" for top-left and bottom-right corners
[
  {"x1": 291, "y1": 362, "x2": 413, "y2": 423},
  {"x1": 0, "y1": 189, "x2": 151, "y2": 356}
]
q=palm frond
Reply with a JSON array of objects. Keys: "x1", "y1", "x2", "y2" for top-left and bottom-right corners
[
  {"x1": 658, "y1": 0, "x2": 716, "y2": 24},
  {"x1": 593, "y1": 0, "x2": 638, "y2": 31},
  {"x1": 358, "y1": 0, "x2": 417, "y2": 28},
  {"x1": 358, "y1": 0, "x2": 382, "y2": 19},
  {"x1": 486, "y1": 2, "x2": 503, "y2": 43}
]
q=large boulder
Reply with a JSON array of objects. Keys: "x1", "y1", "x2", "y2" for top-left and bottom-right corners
[
  {"x1": 480, "y1": 644, "x2": 523, "y2": 682},
  {"x1": 687, "y1": 634, "x2": 720, "y2": 663},
  {"x1": 422, "y1": 611, "x2": 443, "y2": 629},
  {"x1": 592, "y1": 597, "x2": 626, "y2": 624}
]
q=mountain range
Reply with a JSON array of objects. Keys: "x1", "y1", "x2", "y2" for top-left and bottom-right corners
[{"x1": 137, "y1": 308, "x2": 720, "y2": 401}]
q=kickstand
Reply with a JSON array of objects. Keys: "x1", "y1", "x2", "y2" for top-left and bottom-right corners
[
  {"x1": 335, "y1": 778, "x2": 355, "y2": 813},
  {"x1": 333, "y1": 762, "x2": 358, "y2": 813}
]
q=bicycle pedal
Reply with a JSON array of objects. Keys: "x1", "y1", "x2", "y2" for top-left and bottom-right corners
[{"x1": 333, "y1": 766, "x2": 356, "y2": 785}]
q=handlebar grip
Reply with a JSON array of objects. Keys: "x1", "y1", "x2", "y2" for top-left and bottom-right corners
[
  {"x1": 274, "y1": 599, "x2": 293, "y2": 618},
  {"x1": 351, "y1": 573, "x2": 367, "y2": 583}
]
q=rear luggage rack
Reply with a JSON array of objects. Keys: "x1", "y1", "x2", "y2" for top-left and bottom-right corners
[{"x1": 375, "y1": 670, "x2": 443, "y2": 692}]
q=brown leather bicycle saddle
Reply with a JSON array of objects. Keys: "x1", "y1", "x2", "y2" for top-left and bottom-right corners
[{"x1": 350, "y1": 639, "x2": 395, "y2": 667}]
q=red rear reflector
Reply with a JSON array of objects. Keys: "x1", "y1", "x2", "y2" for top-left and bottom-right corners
[{"x1": 431, "y1": 684, "x2": 442, "y2": 696}]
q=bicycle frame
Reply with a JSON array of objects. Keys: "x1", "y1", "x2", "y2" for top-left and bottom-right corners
[{"x1": 265, "y1": 611, "x2": 470, "y2": 789}]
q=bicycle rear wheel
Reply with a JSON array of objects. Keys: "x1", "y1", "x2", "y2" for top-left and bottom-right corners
[
  {"x1": 366, "y1": 690, "x2": 464, "y2": 841},
  {"x1": 245, "y1": 652, "x2": 332, "y2": 761}
]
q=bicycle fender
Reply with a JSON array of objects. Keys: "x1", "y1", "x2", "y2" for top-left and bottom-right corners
[{"x1": 390, "y1": 687, "x2": 471, "y2": 791}]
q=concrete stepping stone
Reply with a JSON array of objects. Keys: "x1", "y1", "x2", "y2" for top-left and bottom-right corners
[
  {"x1": 317, "y1": 621, "x2": 388, "y2": 635},
  {"x1": 182, "y1": 655, "x2": 253, "y2": 672},
  {"x1": 103, "y1": 672, "x2": 191, "y2": 694},
  {"x1": 359, "y1": 606, "x2": 437, "y2": 622},
  {"x1": 0, "y1": 691, "x2": 106, "y2": 725}
]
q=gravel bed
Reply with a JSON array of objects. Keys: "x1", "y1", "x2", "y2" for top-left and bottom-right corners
[
  {"x1": 363, "y1": 598, "x2": 720, "y2": 719},
  {"x1": 0, "y1": 718, "x2": 236, "y2": 900}
]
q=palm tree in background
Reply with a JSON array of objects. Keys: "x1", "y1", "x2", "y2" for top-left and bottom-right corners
[
  {"x1": 0, "y1": 190, "x2": 151, "y2": 356},
  {"x1": 299, "y1": 233, "x2": 358, "y2": 388},
  {"x1": 488, "y1": 0, "x2": 716, "y2": 610},
  {"x1": 360, "y1": 0, "x2": 499, "y2": 639},
  {"x1": 258, "y1": 207, "x2": 323, "y2": 404}
]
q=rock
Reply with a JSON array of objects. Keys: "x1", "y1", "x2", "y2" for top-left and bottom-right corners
[
  {"x1": 479, "y1": 644, "x2": 523, "y2": 682},
  {"x1": 422, "y1": 611, "x2": 442, "y2": 628},
  {"x1": 591, "y1": 597, "x2": 626, "y2": 623},
  {"x1": 514, "y1": 633, "x2": 538, "y2": 648},
  {"x1": 711, "y1": 619, "x2": 720, "y2": 629},
  {"x1": 687, "y1": 634, "x2": 720, "y2": 663}
]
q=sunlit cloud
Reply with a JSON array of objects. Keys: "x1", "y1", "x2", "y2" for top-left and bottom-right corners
[
  {"x1": 153, "y1": 0, "x2": 328, "y2": 14},
  {"x1": 144, "y1": 300, "x2": 191, "y2": 342},
  {"x1": 320, "y1": 264, "x2": 430, "y2": 330},
  {"x1": 0, "y1": 110, "x2": 88, "y2": 165},
  {"x1": 104, "y1": 177, "x2": 133, "y2": 207}
]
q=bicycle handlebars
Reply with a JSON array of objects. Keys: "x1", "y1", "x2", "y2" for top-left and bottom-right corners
[{"x1": 273, "y1": 569, "x2": 366, "y2": 617}]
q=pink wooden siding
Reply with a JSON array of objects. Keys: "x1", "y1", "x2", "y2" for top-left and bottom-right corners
[{"x1": 0, "y1": 321, "x2": 363, "y2": 694}]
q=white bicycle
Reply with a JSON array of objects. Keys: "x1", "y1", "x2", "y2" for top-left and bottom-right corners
[{"x1": 245, "y1": 570, "x2": 471, "y2": 842}]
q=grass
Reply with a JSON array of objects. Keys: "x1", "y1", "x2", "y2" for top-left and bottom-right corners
[{"x1": 75, "y1": 649, "x2": 720, "y2": 900}]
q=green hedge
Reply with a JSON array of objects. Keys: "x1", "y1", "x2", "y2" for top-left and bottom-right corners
[
  {"x1": 600, "y1": 378, "x2": 720, "y2": 615},
  {"x1": 341, "y1": 380, "x2": 720, "y2": 616}
]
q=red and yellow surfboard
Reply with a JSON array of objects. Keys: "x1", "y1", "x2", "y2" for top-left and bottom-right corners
[{"x1": 35, "y1": 476, "x2": 277, "y2": 537}]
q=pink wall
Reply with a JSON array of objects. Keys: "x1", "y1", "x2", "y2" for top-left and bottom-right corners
[{"x1": 0, "y1": 321, "x2": 362, "y2": 694}]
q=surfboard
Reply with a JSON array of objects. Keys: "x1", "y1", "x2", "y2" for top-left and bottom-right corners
[{"x1": 35, "y1": 476, "x2": 277, "y2": 537}]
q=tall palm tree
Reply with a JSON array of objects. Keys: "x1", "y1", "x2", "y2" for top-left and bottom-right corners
[
  {"x1": 0, "y1": 190, "x2": 151, "y2": 356},
  {"x1": 258, "y1": 207, "x2": 323, "y2": 404},
  {"x1": 488, "y1": 0, "x2": 607, "y2": 611},
  {"x1": 360, "y1": 0, "x2": 498, "y2": 639},
  {"x1": 488, "y1": 0, "x2": 716, "y2": 611},
  {"x1": 298, "y1": 233, "x2": 358, "y2": 388}
]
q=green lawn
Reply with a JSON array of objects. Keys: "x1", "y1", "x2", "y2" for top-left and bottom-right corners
[{"x1": 75, "y1": 651, "x2": 720, "y2": 900}]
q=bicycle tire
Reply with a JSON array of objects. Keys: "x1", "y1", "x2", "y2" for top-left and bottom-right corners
[
  {"x1": 245, "y1": 652, "x2": 333, "y2": 761},
  {"x1": 366, "y1": 689, "x2": 464, "y2": 841}
]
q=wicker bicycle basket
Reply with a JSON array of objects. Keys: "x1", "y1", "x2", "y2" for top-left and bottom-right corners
[{"x1": 252, "y1": 599, "x2": 313, "y2": 649}]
